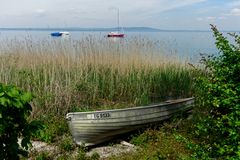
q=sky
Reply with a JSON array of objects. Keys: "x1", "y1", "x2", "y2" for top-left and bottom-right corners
[{"x1": 0, "y1": 0, "x2": 240, "y2": 30}]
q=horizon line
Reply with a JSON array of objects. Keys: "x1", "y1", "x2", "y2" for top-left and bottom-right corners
[{"x1": 0, "y1": 27, "x2": 239, "y2": 32}]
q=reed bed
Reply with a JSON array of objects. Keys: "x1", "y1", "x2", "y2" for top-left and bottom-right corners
[{"x1": 0, "y1": 35, "x2": 195, "y2": 118}]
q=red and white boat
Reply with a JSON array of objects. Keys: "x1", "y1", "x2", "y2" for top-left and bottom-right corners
[
  {"x1": 107, "y1": 32, "x2": 124, "y2": 38},
  {"x1": 107, "y1": 8, "x2": 125, "y2": 38}
]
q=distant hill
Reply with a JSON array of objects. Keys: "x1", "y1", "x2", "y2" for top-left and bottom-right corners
[
  {"x1": 0, "y1": 27, "x2": 163, "y2": 32},
  {"x1": 122, "y1": 27, "x2": 162, "y2": 32},
  {"x1": 3, "y1": 27, "x2": 233, "y2": 32}
]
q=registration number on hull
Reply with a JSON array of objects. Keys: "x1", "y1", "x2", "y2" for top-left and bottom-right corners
[{"x1": 94, "y1": 112, "x2": 111, "y2": 119}]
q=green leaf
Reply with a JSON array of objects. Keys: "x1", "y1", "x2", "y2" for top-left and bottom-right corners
[
  {"x1": 21, "y1": 92, "x2": 32, "y2": 103},
  {"x1": 195, "y1": 25, "x2": 240, "y2": 158},
  {"x1": 0, "y1": 97, "x2": 10, "y2": 106},
  {"x1": 0, "y1": 83, "x2": 42, "y2": 159},
  {"x1": 6, "y1": 88, "x2": 19, "y2": 97},
  {"x1": 0, "y1": 92, "x2": 4, "y2": 97}
]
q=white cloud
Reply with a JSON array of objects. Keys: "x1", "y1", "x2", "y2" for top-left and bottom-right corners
[
  {"x1": 1, "y1": 0, "x2": 205, "y2": 14},
  {"x1": 0, "y1": 0, "x2": 207, "y2": 25},
  {"x1": 197, "y1": 16, "x2": 226, "y2": 21},
  {"x1": 229, "y1": 8, "x2": 240, "y2": 16},
  {"x1": 228, "y1": 0, "x2": 240, "y2": 7},
  {"x1": 35, "y1": 9, "x2": 46, "y2": 14},
  {"x1": 34, "y1": 9, "x2": 47, "y2": 17},
  {"x1": 223, "y1": 8, "x2": 240, "y2": 17},
  {"x1": 197, "y1": 17, "x2": 203, "y2": 21},
  {"x1": 206, "y1": 16, "x2": 216, "y2": 20},
  {"x1": 218, "y1": 16, "x2": 226, "y2": 20}
]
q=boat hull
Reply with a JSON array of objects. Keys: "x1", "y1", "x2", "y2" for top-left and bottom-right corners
[
  {"x1": 107, "y1": 34, "x2": 124, "y2": 38},
  {"x1": 66, "y1": 97, "x2": 194, "y2": 146},
  {"x1": 50, "y1": 32, "x2": 70, "y2": 37},
  {"x1": 50, "y1": 32, "x2": 62, "y2": 37}
]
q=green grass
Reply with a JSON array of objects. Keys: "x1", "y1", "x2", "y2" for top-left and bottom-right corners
[
  {"x1": 0, "y1": 36, "x2": 197, "y2": 159},
  {"x1": 108, "y1": 117, "x2": 195, "y2": 160}
]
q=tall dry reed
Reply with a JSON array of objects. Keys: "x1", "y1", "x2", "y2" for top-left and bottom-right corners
[{"x1": 0, "y1": 35, "x2": 195, "y2": 118}]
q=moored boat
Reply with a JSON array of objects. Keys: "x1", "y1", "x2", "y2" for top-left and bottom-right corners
[
  {"x1": 51, "y1": 32, "x2": 62, "y2": 37},
  {"x1": 50, "y1": 31, "x2": 70, "y2": 37},
  {"x1": 66, "y1": 97, "x2": 194, "y2": 146},
  {"x1": 107, "y1": 8, "x2": 125, "y2": 38},
  {"x1": 60, "y1": 31, "x2": 70, "y2": 35},
  {"x1": 107, "y1": 32, "x2": 124, "y2": 38}
]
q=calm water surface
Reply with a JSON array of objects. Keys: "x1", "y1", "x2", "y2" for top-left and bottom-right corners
[{"x1": 0, "y1": 30, "x2": 218, "y2": 63}]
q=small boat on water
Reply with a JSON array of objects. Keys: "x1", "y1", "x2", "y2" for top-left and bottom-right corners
[
  {"x1": 50, "y1": 31, "x2": 70, "y2": 37},
  {"x1": 51, "y1": 32, "x2": 62, "y2": 37},
  {"x1": 107, "y1": 8, "x2": 125, "y2": 38},
  {"x1": 107, "y1": 32, "x2": 124, "y2": 38},
  {"x1": 66, "y1": 97, "x2": 194, "y2": 146}
]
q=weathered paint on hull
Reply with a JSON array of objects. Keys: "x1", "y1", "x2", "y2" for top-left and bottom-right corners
[{"x1": 66, "y1": 97, "x2": 194, "y2": 146}]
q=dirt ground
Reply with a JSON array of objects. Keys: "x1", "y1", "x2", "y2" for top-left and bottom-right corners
[{"x1": 24, "y1": 139, "x2": 138, "y2": 159}]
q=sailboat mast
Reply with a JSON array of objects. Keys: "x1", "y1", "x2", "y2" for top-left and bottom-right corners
[
  {"x1": 107, "y1": 7, "x2": 124, "y2": 38},
  {"x1": 117, "y1": 8, "x2": 120, "y2": 32}
]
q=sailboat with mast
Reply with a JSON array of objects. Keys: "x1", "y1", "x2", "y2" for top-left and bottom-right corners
[{"x1": 107, "y1": 8, "x2": 125, "y2": 38}]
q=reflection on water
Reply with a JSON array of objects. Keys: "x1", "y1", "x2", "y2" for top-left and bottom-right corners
[{"x1": 107, "y1": 36, "x2": 124, "y2": 43}]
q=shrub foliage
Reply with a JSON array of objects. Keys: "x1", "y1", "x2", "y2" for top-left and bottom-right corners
[
  {"x1": 0, "y1": 83, "x2": 42, "y2": 160},
  {"x1": 195, "y1": 24, "x2": 240, "y2": 159}
]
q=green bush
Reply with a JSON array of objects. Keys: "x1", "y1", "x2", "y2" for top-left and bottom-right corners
[
  {"x1": 195, "y1": 25, "x2": 240, "y2": 159},
  {"x1": 35, "y1": 116, "x2": 68, "y2": 143},
  {"x1": 59, "y1": 135, "x2": 75, "y2": 152},
  {"x1": 130, "y1": 129, "x2": 159, "y2": 147},
  {"x1": 0, "y1": 83, "x2": 42, "y2": 159},
  {"x1": 36, "y1": 151, "x2": 52, "y2": 160}
]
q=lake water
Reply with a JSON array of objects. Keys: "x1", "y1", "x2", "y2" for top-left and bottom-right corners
[{"x1": 0, "y1": 30, "x2": 219, "y2": 63}]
